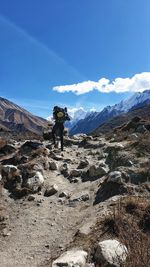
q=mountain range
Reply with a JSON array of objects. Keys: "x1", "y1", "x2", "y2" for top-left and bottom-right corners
[
  {"x1": 0, "y1": 97, "x2": 48, "y2": 135},
  {"x1": 69, "y1": 90, "x2": 150, "y2": 135},
  {"x1": 1, "y1": 90, "x2": 150, "y2": 136}
]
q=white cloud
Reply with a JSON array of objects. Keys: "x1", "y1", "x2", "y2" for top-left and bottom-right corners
[{"x1": 52, "y1": 72, "x2": 150, "y2": 95}]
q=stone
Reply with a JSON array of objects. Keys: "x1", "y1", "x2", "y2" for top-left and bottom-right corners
[
  {"x1": 28, "y1": 195, "x2": 35, "y2": 201},
  {"x1": 105, "y1": 143, "x2": 124, "y2": 153},
  {"x1": 136, "y1": 124, "x2": 147, "y2": 133},
  {"x1": 44, "y1": 184, "x2": 58, "y2": 197},
  {"x1": 0, "y1": 144, "x2": 16, "y2": 156},
  {"x1": 60, "y1": 163, "x2": 69, "y2": 177},
  {"x1": 2, "y1": 230, "x2": 11, "y2": 237},
  {"x1": 69, "y1": 169, "x2": 81, "y2": 177},
  {"x1": 49, "y1": 152, "x2": 63, "y2": 161},
  {"x1": 70, "y1": 191, "x2": 90, "y2": 202},
  {"x1": 77, "y1": 160, "x2": 89, "y2": 169},
  {"x1": 26, "y1": 171, "x2": 44, "y2": 193},
  {"x1": 107, "y1": 171, "x2": 123, "y2": 184},
  {"x1": 78, "y1": 219, "x2": 96, "y2": 236},
  {"x1": 20, "y1": 141, "x2": 43, "y2": 154},
  {"x1": 2, "y1": 165, "x2": 18, "y2": 178},
  {"x1": 129, "y1": 133, "x2": 139, "y2": 140},
  {"x1": 59, "y1": 191, "x2": 68, "y2": 198},
  {"x1": 49, "y1": 161, "x2": 58, "y2": 170},
  {"x1": 52, "y1": 249, "x2": 88, "y2": 267},
  {"x1": 88, "y1": 164, "x2": 109, "y2": 178},
  {"x1": 70, "y1": 177, "x2": 81, "y2": 183},
  {"x1": 94, "y1": 239, "x2": 128, "y2": 267}
]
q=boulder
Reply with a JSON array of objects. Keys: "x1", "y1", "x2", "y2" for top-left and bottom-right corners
[
  {"x1": 94, "y1": 175, "x2": 128, "y2": 204},
  {"x1": 94, "y1": 239, "x2": 128, "y2": 267},
  {"x1": 88, "y1": 164, "x2": 109, "y2": 178},
  {"x1": 77, "y1": 160, "x2": 89, "y2": 169},
  {"x1": 1, "y1": 165, "x2": 19, "y2": 180},
  {"x1": 107, "y1": 171, "x2": 123, "y2": 184},
  {"x1": 26, "y1": 171, "x2": 44, "y2": 193},
  {"x1": 0, "y1": 143, "x2": 16, "y2": 156},
  {"x1": 49, "y1": 161, "x2": 58, "y2": 171},
  {"x1": 20, "y1": 140, "x2": 43, "y2": 154},
  {"x1": 44, "y1": 184, "x2": 58, "y2": 197},
  {"x1": 52, "y1": 249, "x2": 88, "y2": 267},
  {"x1": 69, "y1": 169, "x2": 81, "y2": 178},
  {"x1": 43, "y1": 130, "x2": 52, "y2": 140}
]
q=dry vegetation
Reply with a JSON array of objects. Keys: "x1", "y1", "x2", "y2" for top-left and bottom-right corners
[
  {"x1": 103, "y1": 197, "x2": 150, "y2": 267},
  {"x1": 71, "y1": 196, "x2": 150, "y2": 266}
]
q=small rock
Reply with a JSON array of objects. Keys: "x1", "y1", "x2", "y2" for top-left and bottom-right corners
[
  {"x1": 26, "y1": 171, "x2": 44, "y2": 193},
  {"x1": 52, "y1": 249, "x2": 88, "y2": 267},
  {"x1": 107, "y1": 171, "x2": 123, "y2": 184},
  {"x1": 105, "y1": 143, "x2": 124, "y2": 153},
  {"x1": 129, "y1": 133, "x2": 139, "y2": 140},
  {"x1": 70, "y1": 191, "x2": 90, "y2": 202},
  {"x1": 28, "y1": 195, "x2": 35, "y2": 201},
  {"x1": 70, "y1": 177, "x2": 81, "y2": 183},
  {"x1": 2, "y1": 229, "x2": 11, "y2": 237},
  {"x1": 78, "y1": 219, "x2": 96, "y2": 236},
  {"x1": 49, "y1": 161, "x2": 58, "y2": 170},
  {"x1": 49, "y1": 152, "x2": 63, "y2": 161},
  {"x1": 45, "y1": 244, "x2": 50, "y2": 249},
  {"x1": 44, "y1": 184, "x2": 58, "y2": 197},
  {"x1": 88, "y1": 164, "x2": 109, "y2": 178},
  {"x1": 59, "y1": 191, "x2": 68, "y2": 198},
  {"x1": 77, "y1": 160, "x2": 89, "y2": 169},
  {"x1": 69, "y1": 169, "x2": 81, "y2": 177}
]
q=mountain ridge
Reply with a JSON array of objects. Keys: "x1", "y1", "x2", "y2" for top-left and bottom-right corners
[
  {"x1": 69, "y1": 90, "x2": 150, "y2": 135},
  {"x1": 0, "y1": 97, "x2": 48, "y2": 135}
]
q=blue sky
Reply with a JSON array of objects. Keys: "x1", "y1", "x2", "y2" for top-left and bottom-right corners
[{"x1": 0, "y1": 0, "x2": 150, "y2": 118}]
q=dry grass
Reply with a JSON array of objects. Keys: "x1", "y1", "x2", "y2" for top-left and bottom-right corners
[
  {"x1": 68, "y1": 196, "x2": 150, "y2": 266},
  {"x1": 102, "y1": 196, "x2": 150, "y2": 267}
]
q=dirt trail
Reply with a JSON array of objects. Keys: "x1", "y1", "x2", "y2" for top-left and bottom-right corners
[{"x1": 0, "y1": 145, "x2": 99, "y2": 267}]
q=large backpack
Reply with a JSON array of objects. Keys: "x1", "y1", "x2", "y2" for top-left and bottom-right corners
[{"x1": 54, "y1": 107, "x2": 66, "y2": 121}]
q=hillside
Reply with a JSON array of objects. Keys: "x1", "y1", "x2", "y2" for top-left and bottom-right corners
[
  {"x1": 0, "y1": 97, "x2": 48, "y2": 135},
  {"x1": 69, "y1": 90, "x2": 150, "y2": 135},
  {"x1": 93, "y1": 101, "x2": 150, "y2": 135}
]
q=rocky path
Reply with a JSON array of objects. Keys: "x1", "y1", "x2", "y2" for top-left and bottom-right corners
[
  {"x1": 0, "y1": 133, "x2": 149, "y2": 267},
  {"x1": 0, "y1": 145, "x2": 99, "y2": 267}
]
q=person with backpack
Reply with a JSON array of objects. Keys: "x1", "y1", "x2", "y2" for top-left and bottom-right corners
[{"x1": 52, "y1": 106, "x2": 70, "y2": 151}]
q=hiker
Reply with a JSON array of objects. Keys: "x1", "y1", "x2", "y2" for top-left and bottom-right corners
[{"x1": 52, "y1": 106, "x2": 70, "y2": 151}]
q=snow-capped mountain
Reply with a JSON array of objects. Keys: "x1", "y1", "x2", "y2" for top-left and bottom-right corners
[
  {"x1": 69, "y1": 89, "x2": 150, "y2": 135},
  {"x1": 65, "y1": 108, "x2": 94, "y2": 129}
]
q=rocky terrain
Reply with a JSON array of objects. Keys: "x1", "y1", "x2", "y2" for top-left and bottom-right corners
[{"x1": 0, "y1": 117, "x2": 150, "y2": 267}]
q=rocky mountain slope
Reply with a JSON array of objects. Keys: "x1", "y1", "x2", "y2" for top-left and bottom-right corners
[
  {"x1": 0, "y1": 97, "x2": 48, "y2": 135},
  {"x1": 0, "y1": 116, "x2": 149, "y2": 266},
  {"x1": 70, "y1": 90, "x2": 150, "y2": 135},
  {"x1": 93, "y1": 100, "x2": 150, "y2": 135}
]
